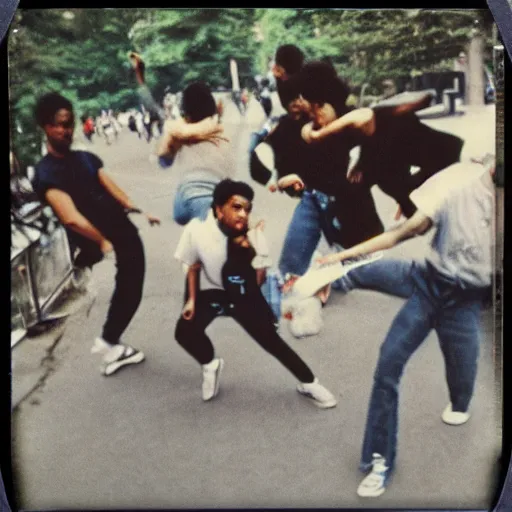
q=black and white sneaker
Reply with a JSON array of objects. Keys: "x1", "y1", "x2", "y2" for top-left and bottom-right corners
[{"x1": 92, "y1": 337, "x2": 145, "y2": 376}]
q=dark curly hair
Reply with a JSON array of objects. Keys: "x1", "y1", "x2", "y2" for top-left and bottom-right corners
[
  {"x1": 181, "y1": 82, "x2": 217, "y2": 123},
  {"x1": 34, "y1": 92, "x2": 74, "y2": 127},
  {"x1": 275, "y1": 44, "x2": 305, "y2": 75},
  {"x1": 298, "y1": 61, "x2": 352, "y2": 117},
  {"x1": 212, "y1": 179, "x2": 254, "y2": 217}
]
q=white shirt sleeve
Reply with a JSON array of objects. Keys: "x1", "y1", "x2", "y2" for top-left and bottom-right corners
[
  {"x1": 174, "y1": 221, "x2": 200, "y2": 267},
  {"x1": 248, "y1": 228, "x2": 272, "y2": 269},
  {"x1": 410, "y1": 161, "x2": 484, "y2": 223}
]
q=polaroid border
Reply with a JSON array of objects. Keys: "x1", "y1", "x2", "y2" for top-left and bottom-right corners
[{"x1": 2, "y1": 2, "x2": 509, "y2": 512}]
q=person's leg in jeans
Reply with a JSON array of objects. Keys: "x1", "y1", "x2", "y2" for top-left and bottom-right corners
[
  {"x1": 435, "y1": 298, "x2": 482, "y2": 413},
  {"x1": 248, "y1": 128, "x2": 269, "y2": 155},
  {"x1": 278, "y1": 191, "x2": 323, "y2": 277},
  {"x1": 101, "y1": 223, "x2": 146, "y2": 344},
  {"x1": 360, "y1": 288, "x2": 435, "y2": 477},
  {"x1": 173, "y1": 183, "x2": 214, "y2": 226},
  {"x1": 232, "y1": 296, "x2": 315, "y2": 383},
  {"x1": 334, "y1": 258, "x2": 417, "y2": 300}
]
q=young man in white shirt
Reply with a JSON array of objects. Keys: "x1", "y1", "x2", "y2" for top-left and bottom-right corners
[
  {"x1": 319, "y1": 156, "x2": 495, "y2": 497},
  {"x1": 174, "y1": 179, "x2": 337, "y2": 408}
]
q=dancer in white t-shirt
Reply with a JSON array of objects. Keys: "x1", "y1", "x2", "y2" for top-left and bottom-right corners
[
  {"x1": 174, "y1": 179, "x2": 338, "y2": 408},
  {"x1": 318, "y1": 156, "x2": 496, "y2": 497}
]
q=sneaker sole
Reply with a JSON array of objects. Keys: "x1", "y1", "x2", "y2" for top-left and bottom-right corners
[
  {"x1": 203, "y1": 359, "x2": 224, "y2": 401},
  {"x1": 357, "y1": 486, "x2": 386, "y2": 498},
  {"x1": 101, "y1": 351, "x2": 145, "y2": 376},
  {"x1": 297, "y1": 389, "x2": 337, "y2": 409},
  {"x1": 291, "y1": 252, "x2": 383, "y2": 302},
  {"x1": 442, "y1": 414, "x2": 470, "y2": 426}
]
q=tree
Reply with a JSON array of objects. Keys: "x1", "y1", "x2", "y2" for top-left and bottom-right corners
[
  {"x1": 8, "y1": 8, "x2": 144, "y2": 169},
  {"x1": 128, "y1": 9, "x2": 258, "y2": 95}
]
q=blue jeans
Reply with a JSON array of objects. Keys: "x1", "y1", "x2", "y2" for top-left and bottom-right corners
[
  {"x1": 173, "y1": 181, "x2": 217, "y2": 226},
  {"x1": 278, "y1": 190, "x2": 340, "y2": 277},
  {"x1": 336, "y1": 259, "x2": 484, "y2": 477},
  {"x1": 248, "y1": 129, "x2": 268, "y2": 155}
]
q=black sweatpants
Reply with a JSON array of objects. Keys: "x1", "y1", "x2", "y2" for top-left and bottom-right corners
[
  {"x1": 70, "y1": 222, "x2": 146, "y2": 344},
  {"x1": 175, "y1": 289, "x2": 315, "y2": 383}
]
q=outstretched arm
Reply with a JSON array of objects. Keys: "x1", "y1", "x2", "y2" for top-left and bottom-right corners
[
  {"x1": 98, "y1": 169, "x2": 160, "y2": 226},
  {"x1": 319, "y1": 210, "x2": 433, "y2": 264},
  {"x1": 156, "y1": 117, "x2": 227, "y2": 161},
  {"x1": 129, "y1": 52, "x2": 166, "y2": 122},
  {"x1": 302, "y1": 108, "x2": 376, "y2": 144},
  {"x1": 374, "y1": 91, "x2": 433, "y2": 116}
]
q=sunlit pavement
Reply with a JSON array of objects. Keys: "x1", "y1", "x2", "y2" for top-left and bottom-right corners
[{"x1": 11, "y1": 97, "x2": 501, "y2": 510}]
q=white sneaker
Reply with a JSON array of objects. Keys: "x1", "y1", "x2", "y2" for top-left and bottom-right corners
[
  {"x1": 357, "y1": 453, "x2": 388, "y2": 497},
  {"x1": 442, "y1": 403, "x2": 470, "y2": 425},
  {"x1": 91, "y1": 337, "x2": 145, "y2": 376},
  {"x1": 342, "y1": 251, "x2": 384, "y2": 272},
  {"x1": 202, "y1": 358, "x2": 224, "y2": 401},
  {"x1": 296, "y1": 378, "x2": 337, "y2": 409}
]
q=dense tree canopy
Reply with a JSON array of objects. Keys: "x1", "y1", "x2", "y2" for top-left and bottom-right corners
[{"x1": 8, "y1": 8, "x2": 494, "y2": 170}]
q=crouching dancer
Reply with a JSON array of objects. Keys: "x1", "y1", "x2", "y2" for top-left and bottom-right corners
[
  {"x1": 319, "y1": 156, "x2": 496, "y2": 497},
  {"x1": 174, "y1": 179, "x2": 337, "y2": 408}
]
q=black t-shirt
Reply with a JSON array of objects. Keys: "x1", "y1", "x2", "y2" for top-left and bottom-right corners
[
  {"x1": 356, "y1": 107, "x2": 464, "y2": 184},
  {"x1": 268, "y1": 117, "x2": 383, "y2": 247},
  {"x1": 266, "y1": 114, "x2": 312, "y2": 181},
  {"x1": 33, "y1": 150, "x2": 132, "y2": 243}
]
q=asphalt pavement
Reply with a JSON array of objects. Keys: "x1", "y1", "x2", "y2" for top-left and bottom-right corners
[{"x1": 11, "y1": 95, "x2": 502, "y2": 510}]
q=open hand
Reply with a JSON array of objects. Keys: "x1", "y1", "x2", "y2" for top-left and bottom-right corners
[
  {"x1": 254, "y1": 219, "x2": 265, "y2": 231},
  {"x1": 347, "y1": 166, "x2": 363, "y2": 184},
  {"x1": 145, "y1": 213, "x2": 161, "y2": 226},
  {"x1": 182, "y1": 298, "x2": 195, "y2": 321},
  {"x1": 203, "y1": 133, "x2": 230, "y2": 146}
]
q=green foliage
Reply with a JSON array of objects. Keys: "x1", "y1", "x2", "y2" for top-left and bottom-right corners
[{"x1": 9, "y1": 8, "x2": 494, "y2": 171}]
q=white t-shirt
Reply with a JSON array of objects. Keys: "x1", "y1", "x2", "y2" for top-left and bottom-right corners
[
  {"x1": 174, "y1": 211, "x2": 272, "y2": 290},
  {"x1": 410, "y1": 160, "x2": 495, "y2": 288}
]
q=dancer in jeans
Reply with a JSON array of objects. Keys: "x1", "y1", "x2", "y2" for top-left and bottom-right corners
[
  {"x1": 318, "y1": 156, "x2": 495, "y2": 497},
  {"x1": 251, "y1": 71, "x2": 384, "y2": 280},
  {"x1": 32, "y1": 92, "x2": 161, "y2": 376},
  {"x1": 174, "y1": 179, "x2": 337, "y2": 408},
  {"x1": 129, "y1": 52, "x2": 231, "y2": 225}
]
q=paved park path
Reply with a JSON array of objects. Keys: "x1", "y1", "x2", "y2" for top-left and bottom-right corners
[{"x1": 12, "y1": 96, "x2": 501, "y2": 510}]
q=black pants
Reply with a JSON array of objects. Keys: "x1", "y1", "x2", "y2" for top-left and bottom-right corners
[
  {"x1": 70, "y1": 223, "x2": 146, "y2": 344},
  {"x1": 260, "y1": 97, "x2": 272, "y2": 117},
  {"x1": 175, "y1": 289, "x2": 315, "y2": 383}
]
